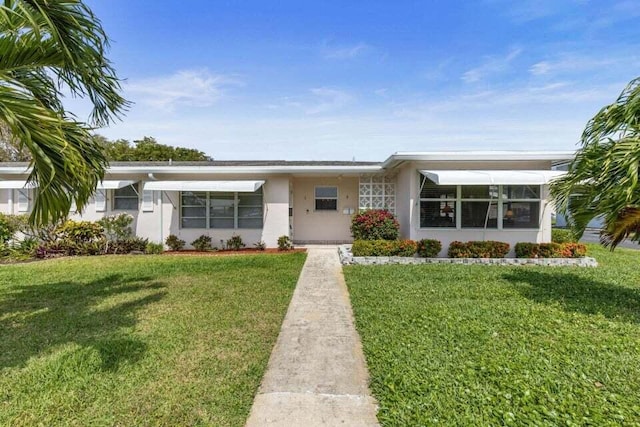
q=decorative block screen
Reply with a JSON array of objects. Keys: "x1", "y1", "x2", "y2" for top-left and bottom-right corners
[{"x1": 359, "y1": 175, "x2": 396, "y2": 213}]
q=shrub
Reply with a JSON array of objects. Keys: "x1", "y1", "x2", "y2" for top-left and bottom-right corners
[
  {"x1": 145, "y1": 242, "x2": 164, "y2": 254},
  {"x1": 416, "y1": 239, "x2": 442, "y2": 258},
  {"x1": 165, "y1": 234, "x2": 185, "y2": 251},
  {"x1": 351, "y1": 239, "x2": 417, "y2": 257},
  {"x1": 552, "y1": 228, "x2": 576, "y2": 243},
  {"x1": 350, "y1": 209, "x2": 400, "y2": 241},
  {"x1": 277, "y1": 235, "x2": 293, "y2": 251},
  {"x1": 105, "y1": 237, "x2": 148, "y2": 254},
  {"x1": 254, "y1": 240, "x2": 266, "y2": 251},
  {"x1": 0, "y1": 213, "x2": 20, "y2": 243},
  {"x1": 226, "y1": 234, "x2": 246, "y2": 251},
  {"x1": 191, "y1": 235, "x2": 213, "y2": 251},
  {"x1": 97, "y1": 213, "x2": 134, "y2": 240},
  {"x1": 448, "y1": 241, "x2": 510, "y2": 258},
  {"x1": 56, "y1": 220, "x2": 104, "y2": 243},
  {"x1": 515, "y1": 242, "x2": 587, "y2": 258}
]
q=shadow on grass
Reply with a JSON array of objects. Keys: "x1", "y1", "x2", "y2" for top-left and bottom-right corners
[
  {"x1": 503, "y1": 269, "x2": 640, "y2": 323},
  {"x1": 0, "y1": 274, "x2": 166, "y2": 370}
]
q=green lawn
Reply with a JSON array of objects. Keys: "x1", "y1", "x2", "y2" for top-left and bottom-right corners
[
  {"x1": 344, "y1": 244, "x2": 640, "y2": 426},
  {"x1": 0, "y1": 253, "x2": 306, "y2": 426}
]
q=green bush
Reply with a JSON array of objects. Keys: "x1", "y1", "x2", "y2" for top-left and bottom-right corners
[
  {"x1": 145, "y1": 242, "x2": 164, "y2": 254},
  {"x1": 416, "y1": 239, "x2": 442, "y2": 258},
  {"x1": 448, "y1": 241, "x2": 510, "y2": 258},
  {"x1": 351, "y1": 239, "x2": 417, "y2": 257},
  {"x1": 552, "y1": 228, "x2": 576, "y2": 243},
  {"x1": 165, "y1": 234, "x2": 185, "y2": 251},
  {"x1": 106, "y1": 237, "x2": 148, "y2": 254},
  {"x1": 254, "y1": 240, "x2": 266, "y2": 251},
  {"x1": 97, "y1": 213, "x2": 134, "y2": 240},
  {"x1": 277, "y1": 235, "x2": 293, "y2": 251},
  {"x1": 56, "y1": 220, "x2": 104, "y2": 243},
  {"x1": 0, "y1": 213, "x2": 19, "y2": 243},
  {"x1": 350, "y1": 209, "x2": 400, "y2": 240},
  {"x1": 191, "y1": 235, "x2": 213, "y2": 251},
  {"x1": 226, "y1": 234, "x2": 246, "y2": 251},
  {"x1": 515, "y1": 242, "x2": 587, "y2": 258}
]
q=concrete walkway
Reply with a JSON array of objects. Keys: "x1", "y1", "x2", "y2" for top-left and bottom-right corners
[{"x1": 245, "y1": 247, "x2": 379, "y2": 427}]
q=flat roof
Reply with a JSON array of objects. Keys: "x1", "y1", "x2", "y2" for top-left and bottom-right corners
[{"x1": 0, "y1": 151, "x2": 576, "y2": 175}]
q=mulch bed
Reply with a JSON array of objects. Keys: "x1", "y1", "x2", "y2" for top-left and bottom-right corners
[{"x1": 162, "y1": 248, "x2": 307, "y2": 256}]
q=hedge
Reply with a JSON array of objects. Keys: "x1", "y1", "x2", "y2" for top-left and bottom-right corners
[
  {"x1": 515, "y1": 242, "x2": 587, "y2": 258},
  {"x1": 416, "y1": 239, "x2": 442, "y2": 258},
  {"x1": 448, "y1": 241, "x2": 510, "y2": 258},
  {"x1": 552, "y1": 228, "x2": 576, "y2": 243},
  {"x1": 351, "y1": 239, "x2": 417, "y2": 257}
]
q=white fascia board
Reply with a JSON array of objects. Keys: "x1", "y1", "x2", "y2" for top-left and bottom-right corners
[{"x1": 382, "y1": 151, "x2": 576, "y2": 168}]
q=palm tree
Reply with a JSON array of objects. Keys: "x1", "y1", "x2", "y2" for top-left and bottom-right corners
[
  {"x1": 551, "y1": 77, "x2": 640, "y2": 249},
  {"x1": 0, "y1": 0, "x2": 128, "y2": 224}
]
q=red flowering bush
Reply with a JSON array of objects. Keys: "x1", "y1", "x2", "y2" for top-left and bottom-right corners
[
  {"x1": 351, "y1": 209, "x2": 400, "y2": 240},
  {"x1": 515, "y1": 242, "x2": 587, "y2": 258}
]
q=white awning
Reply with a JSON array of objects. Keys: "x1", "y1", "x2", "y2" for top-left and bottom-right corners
[
  {"x1": 97, "y1": 180, "x2": 137, "y2": 190},
  {"x1": 142, "y1": 180, "x2": 265, "y2": 192},
  {"x1": 0, "y1": 180, "x2": 37, "y2": 189},
  {"x1": 419, "y1": 170, "x2": 566, "y2": 185}
]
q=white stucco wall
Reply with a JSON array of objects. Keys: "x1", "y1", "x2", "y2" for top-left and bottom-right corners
[{"x1": 292, "y1": 177, "x2": 358, "y2": 243}]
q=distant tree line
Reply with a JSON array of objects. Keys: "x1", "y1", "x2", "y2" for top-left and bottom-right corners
[{"x1": 0, "y1": 132, "x2": 212, "y2": 162}]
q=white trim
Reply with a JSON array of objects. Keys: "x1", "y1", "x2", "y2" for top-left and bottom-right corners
[
  {"x1": 95, "y1": 189, "x2": 106, "y2": 212},
  {"x1": 144, "y1": 180, "x2": 265, "y2": 192},
  {"x1": 97, "y1": 180, "x2": 137, "y2": 190},
  {"x1": 142, "y1": 190, "x2": 154, "y2": 212},
  {"x1": 0, "y1": 180, "x2": 37, "y2": 189},
  {"x1": 420, "y1": 170, "x2": 565, "y2": 185},
  {"x1": 17, "y1": 189, "x2": 29, "y2": 212}
]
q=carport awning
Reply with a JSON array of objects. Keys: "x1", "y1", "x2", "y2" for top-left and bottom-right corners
[
  {"x1": 97, "y1": 180, "x2": 137, "y2": 190},
  {"x1": 419, "y1": 170, "x2": 565, "y2": 185},
  {"x1": 0, "y1": 180, "x2": 37, "y2": 189},
  {"x1": 142, "y1": 180, "x2": 265, "y2": 192}
]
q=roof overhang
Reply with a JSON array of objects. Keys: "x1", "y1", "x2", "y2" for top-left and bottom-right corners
[
  {"x1": 383, "y1": 151, "x2": 576, "y2": 169},
  {"x1": 420, "y1": 170, "x2": 566, "y2": 185},
  {"x1": 97, "y1": 180, "x2": 137, "y2": 190},
  {"x1": 143, "y1": 180, "x2": 265, "y2": 192},
  {"x1": 0, "y1": 180, "x2": 37, "y2": 189}
]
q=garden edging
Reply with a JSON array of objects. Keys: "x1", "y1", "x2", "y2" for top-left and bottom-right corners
[{"x1": 338, "y1": 245, "x2": 598, "y2": 267}]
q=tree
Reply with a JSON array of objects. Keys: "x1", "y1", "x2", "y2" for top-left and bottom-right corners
[
  {"x1": 0, "y1": 0, "x2": 129, "y2": 225},
  {"x1": 551, "y1": 77, "x2": 640, "y2": 249},
  {"x1": 99, "y1": 136, "x2": 212, "y2": 161}
]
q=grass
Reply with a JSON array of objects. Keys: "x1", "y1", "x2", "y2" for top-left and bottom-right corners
[
  {"x1": 0, "y1": 252, "x2": 306, "y2": 426},
  {"x1": 344, "y1": 244, "x2": 640, "y2": 426}
]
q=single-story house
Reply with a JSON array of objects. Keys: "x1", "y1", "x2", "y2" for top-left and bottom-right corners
[{"x1": 0, "y1": 151, "x2": 573, "y2": 255}]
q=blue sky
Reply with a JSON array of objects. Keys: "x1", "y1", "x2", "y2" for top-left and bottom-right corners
[{"x1": 76, "y1": 0, "x2": 640, "y2": 160}]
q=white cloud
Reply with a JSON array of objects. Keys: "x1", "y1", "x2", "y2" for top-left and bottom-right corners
[
  {"x1": 321, "y1": 42, "x2": 370, "y2": 60},
  {"x1": 125, "y1": 69, "x2": 241, "y2": 110},
  {"x1": 305, "y1": 87, "x2": 354, "y2": 114},
  {"x1": 462, "y1": 47, "x2": 522, "y2": 83}
]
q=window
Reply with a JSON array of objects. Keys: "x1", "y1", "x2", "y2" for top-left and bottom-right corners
[
  {"x1": 418, "y1": 175, "x2": 542, "y2": 229},
  {"x1": 181, "y1": 188, "x2": 263, "y2": 229},
  {"x1": 461, "y1": 185, "x2": 498, "y2": 229},
  {"x1": 181, "y1": 191, "x2": 207, "y2": 228},
  {"x1": 17, "y1": 189, "x2": 29, "y2": 212},
  {"x1": 113, "y1": 185, "x2": 138, "y2": 210},
  {"x1": 419, "y1": 180, "x2": 456, "y2": 227},
  {"x1": 315, "y1": 186, "x2": 338, "y2": 211},
  {"x1": 502, "y1": 185, "x2": 540, "y2": 229}
]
